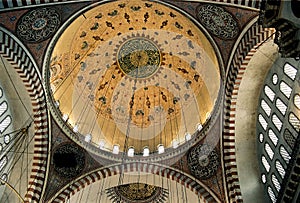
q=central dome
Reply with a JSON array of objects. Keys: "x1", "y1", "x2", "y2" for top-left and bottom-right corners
[{"x1": 47, "y1": 0, "x2": 221, "y2": 155}]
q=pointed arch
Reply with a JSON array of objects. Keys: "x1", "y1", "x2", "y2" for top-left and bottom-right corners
[{"x1": 0, "y1": 27, "x2": 50, "y2": 203}]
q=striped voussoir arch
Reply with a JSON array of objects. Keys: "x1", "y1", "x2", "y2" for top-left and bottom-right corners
[
  {"x1": 0, "y1": 28, "x2": 49, "y2": 202},
  {"x1": 223, "y1": 22, "x2": 275, "y2": 202},
  {"x1": 209, "y1": 0, "x2": 261, "y2": 9},
  {"x1": 0, "y1": 0, "x2": 82, "y2": 9},
  {"x1": 0, "y1": 0, "x2": 261, "y2": 9},
  {"x1": 52, "y1": 162, "x2": 219, "y2": 203}
]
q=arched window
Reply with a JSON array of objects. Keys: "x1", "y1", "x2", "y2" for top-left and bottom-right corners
[
  {"x1": 275, "y1": 98, "x2": 287, "y2": 115},
  {"x1": 279, "y1": 81, "x2": 292, "y2": 99},
  {"x1": 0, "y1": 115, "x2": 12, "y2": 133},
  {"x1": 272, "y1": 114, "x2": 282, "y2": 131},
  {"x1": 271, "y1": 174, "x2": 281, "y2": 192},
  {"x1": 262, "y1": 155, "x2": 270, "y2": 172},
  {"x1": 279, "y1": 145, "x2": 291, "y2": 164},
  {"x1": 265, "y1": 143, "x2": 274, "y2": 160},
  {"x1": 283, "y1": 63, "x2": 297, "y2": 80},
  {"x1": 261, "y1": 99, "x2": 271, "y2": 116},
  {"x1": 294, "y1": 94, "x2": 300, "y2": 109},
  {"x1": 268, "y1": 186, "x2": 277, "y2": 202},
  {"x1": 0, "y1": 155, "x2": 8, "y2": 172},
  {"x1": 264, "y1": 85, "x2": 275, "y2": 101},
  {"x1": 259, "y1": 114, "x2": 268, "y2": 130},
  {"x1": 275, "y1": 160, "x2": 286, "y2": 179},
  {"x1": 289, "y1": 113, "x2": 300, "y2": 132},
  {"x1": 0, "y1": 101, "x2": 8, "y2": 118},
  {"x1": 268, "y1": 129, "x2": 278, "y2": 146}
]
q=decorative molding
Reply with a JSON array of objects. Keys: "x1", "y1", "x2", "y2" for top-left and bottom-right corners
[
  {"x1": 0, "y1": 0, "x2": 261, "y2": 10},
  {"x1": 0, "y1": 0, "x2": 88, "y2": 9},
  {"x1": 223, "y1": 21, "x2": 275, "y2": 202},
  {"x1": 201, "y1": 0, "x2": 261, "y2": 9},
  {"x1": 50, "y1": 162, "x2": 220, "y2": 203},
  {"x1": 106, "y1": 183, "x2": 169, "y2": 203},
  {"x1": 0, "y1": 27, "x2": 49, "y2": 203}
]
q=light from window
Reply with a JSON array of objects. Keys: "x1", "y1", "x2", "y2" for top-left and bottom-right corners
[
  {"x1": 289, "y1": 113, "x2": 300, "y2": 132},
  {"x1": 262, "y1": 174, "x2": 266, "y2": 183},
  {"x1": 262, "y1": 155, "x2": 270, "y2": 172},
  {"x1": 1, "y1": 173, "x2": 7, "y2": 182},
  {"x1": 0, "y1": 155, "x2": 7, "y2": 172},
  {"x1": 268, "y1": 129, "x2": 278, "y2": 146},
  {"x1": 259, "y1": 133, "x2": 264, "y2": 143},
  {"x1": 4, "y1": 135, "x2": 10, "y2": 144},
  {"x1": 272, "y1": 74, "x2": 278, "y2": 85},
  {"x1": 272, "y1": 174, "x2": 281, "y2": 192},
  {"x1": 272, "y1": 114, "x2": 282, "y2": 131},
  {"x1": 0, "y1": 101, "x2": 8, "y2": 118},
  {"x1": 259, "y1": 114, "x2": 268, "y2": 130},
  {"x1": 264, "y1": 85, "x2": 275, "y2": 101},
  {"x1": 280, "y1": 81, "x2": 292, "y2": 98},
  {"x1": 275, "y1": 160, "x2": 286, "y2": 179},
  {"x1": 280, "y1": 145, "x2": 291, "y2": 164},
  {"x1": 265, "y1": 143, "x2": 274, "y2": 160},
  {"x1": 294, "y1": 94, "x2": 300, "y2": 109},
  {"x1": 268, "y1": 186, "x2": 277, "y2": 203},
  {"x1": 275, "y1": 98, "x2": 287, "y2": 115},
  {"x1": 284, "y1": 63, "x2": 297, "y2": 80},
  {"x1": 261, "y1": 99, "x2": 271, "y2": 116},
  {"x1": 0, "y1": 115, "x2": 11, "y2": 133}
]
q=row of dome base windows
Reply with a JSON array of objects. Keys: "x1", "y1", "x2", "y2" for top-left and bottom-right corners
[{"x1": 60, "y1": 111, "x2": 203, "y2": 156}]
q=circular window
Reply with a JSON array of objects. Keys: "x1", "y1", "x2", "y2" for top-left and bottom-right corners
[
  {"x1": 259, "y1": 133, "x2": 264, "y2": 143},
  {"x1": 261, "y1": 174, "x2": 266, "y2": 183},
  {"x1": 4, "y1": 135, "x2": 10, "y2": 144},
  {"x1": 272, "y1": 74, "x2": 278, "y2": 85}
]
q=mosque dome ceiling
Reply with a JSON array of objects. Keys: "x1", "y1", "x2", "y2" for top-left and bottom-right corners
[
  {"x1": 46, "y1": 0, "x2": 222, "y2": 155},
  {"x1": 1, "y1": 0, "x2": 285, "y2": 202}
]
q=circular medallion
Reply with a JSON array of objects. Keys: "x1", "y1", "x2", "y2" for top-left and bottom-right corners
[
  {"x1": 117, "y1": 37, "x2": 161, "y2": 79},
  {"x1": 197, "y1": 4, "x2": 239, "y2": 39},
  {"x1": 187, "y1": 144, "x2": 219, "y2": 179},
  {"x1": 17, "y1": 8, "x2": 61, "y2": 42},
  {"x1": 53, "y1": 143, "x2": 85, "y2": 179}
]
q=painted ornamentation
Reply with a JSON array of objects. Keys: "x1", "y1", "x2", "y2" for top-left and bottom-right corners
[
  {"x1": 106, "y1": 183, "x2": 169, "y2": 203},
  {"x1": 197, "y1": 4, "x2": 239, "y2": 39},
  {"x1": 187, "y1": 144, "x2": 220, "y2": 179},
  {"x1": 17, "y1": 8, "x2": 61, "y2": 42}
]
